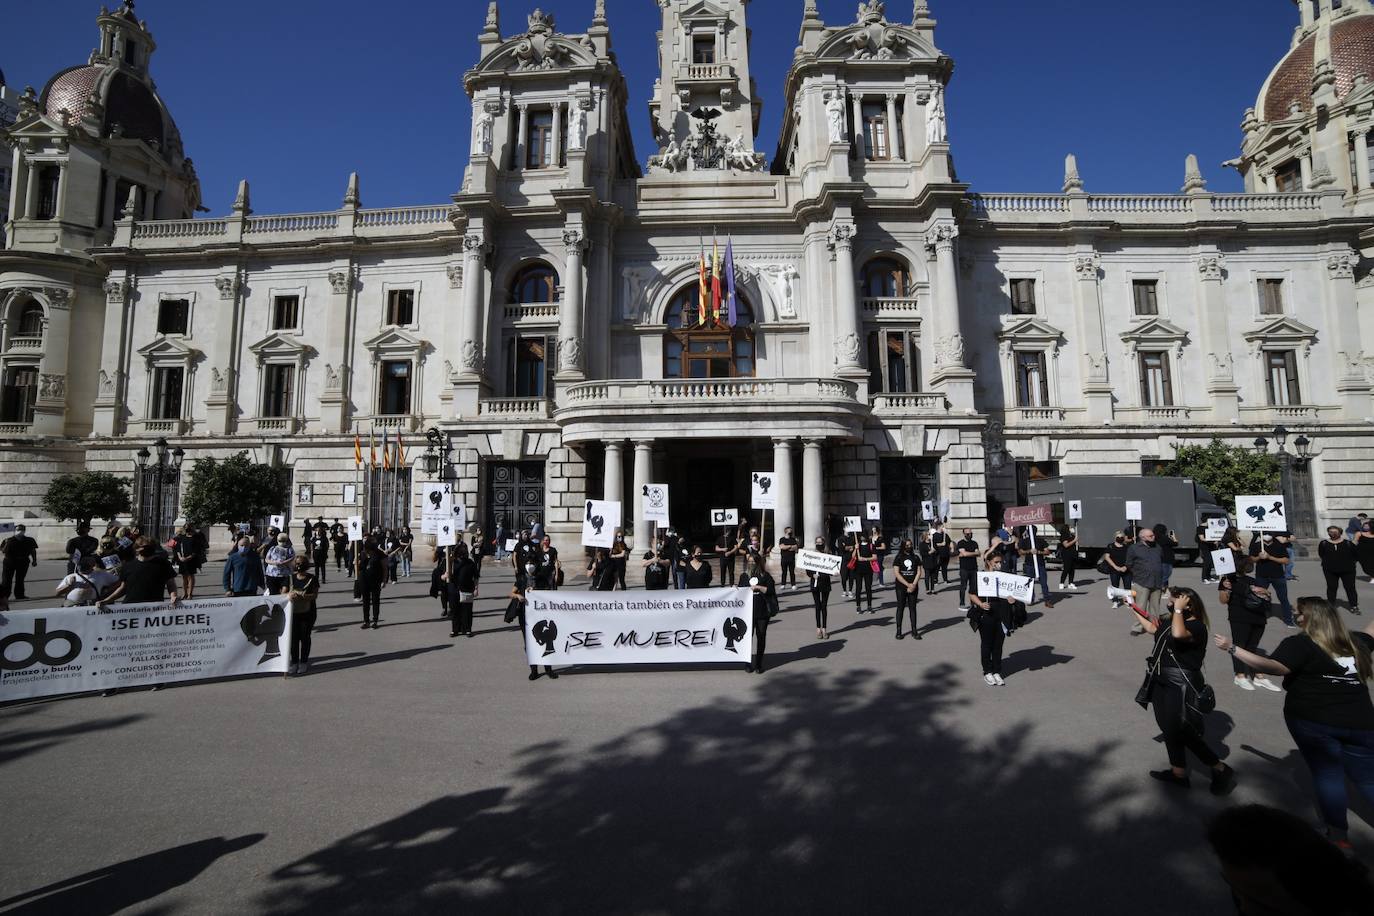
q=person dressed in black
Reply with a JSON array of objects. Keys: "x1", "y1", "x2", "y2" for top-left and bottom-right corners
[
  {"x1": 851, "y1": 529, "x2": 876, "y2": 612},
  {"x1": 357, "y1": 539, "x2": 387, "y2": 629},
  {"x1": 967, "y1": 553, "x2": 1020, "y2": 686},
  {"x1": 512, "y1": 530, "x2": 534, "y2": 582},
  {"x1": 330, "y1": 521, "x2": 348, "y2": 574},
  {"x1": 718, "y1": 525, "x2": 742, "y2": 588},
  {"x1": 1318, "y1": 525, "x2": 1360, "y2": 614},
  {"x1": 533, "y1": 537, "x2": 560, "y2": 590},
  {"x1": 872, "y1": 527, "x2": 889, "y2": 586},
  {"x1": 1255, "y1": 532, "x2": 1295, "y2": 626},
  {"x1": 509, "y1": 582, "x2": 557, "y2": 681},
  {"x1": 1129, "y1": 586, "x2": 1237, "y2": 794},
  {"x1": 931, "y1": 522, "x2": 952, "y2": 585},
  {"x1": 1217, "y1": 557, "x2": 1280, "y2": 693},
  {"x1": 684, "y1": 545, "x2": 713, "y2": 589},
  {"x1": 286, "y1": 556, "x2": 319, "y2": 677},
  {"x1": 587, "y1": 548, "x2": 615, "y2": 591},
  {"x1": 807, "y1": 536, "x2": 833, "y2": 640},
  {"x1": 642, "y1": 543, "x2": 670, "y2": 591},
  {"x1": 1196, "y1": 523, "x2": 1217, "y2": 584},
  {"x1": 738, "y1": 550, "x2": 776, "y2": 674},
  {"x1": 431, "y1": 546, "x2": 451, "y2": 618},
  {"x1": 834, "y1": 531, "x2": 853, "y2": 599},
  {"x1": 64, "y1": 524, "x2": 98, "y2": 575},
  {"x1": 1, "y1": 524, "x2": 39, "y2": 600},
  {"x1": 1103, "y1": 531, "x2": 1132, "y2": 607},
  {"x1": 917, "y1": 530, "x2": 939, "y2": 593},
  {"x1": 309, "y1": 526, "x2": 330, "y2": 585},
  {"x1": 955, "y1": 529, "x2": 980, "y2": 610},
  {"x1": 892, "y1": 537, "x2": 921, "y2": 640},
  {"x1": 447, "y1": 542, "x2": 478, "y2": 637},
  {"x1": 609, "y1": 530, "x2": 629, "y2": 590},
  {"x1": 1057, "y1": 525, "x2": 1079, "y2": 590},
  {"x1": 777, "y1": 527, "x2": 798, "y2": 589},
  {"x1": 96, "y1": 537, "x2": 180, "y2": 607}
]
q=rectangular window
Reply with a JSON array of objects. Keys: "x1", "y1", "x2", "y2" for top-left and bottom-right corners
[
  {"x1": 867, "y1": 330, "x2": 916, "y2": 393},
  {"x1": 1010, "y1": 278, "x2": 1037, "y2": 315},
  {"x1": 1138, "y1": 350, "x2": 1173, "y2": 407},
  {"x1": 36, "y1": 166, "x2": 60, "y2": 220},
  {"x1": 151, "y1": 366, "x2": 184, "y2": 420},
  {"x1": 386, "y1": 289, "x2": 414, "y2": 326},
  {"x1": 1258, "y1": 278, "x2": 1285, "y2": 315},
  {"x1": 156, "y1": 299, "x2": 189, "y2": 335},
  {"x1": 262, "y1": 364, "x2": 294, "y2": 418},
  {"x1": 0, "y1": 366, "x2": 38, "y2": 423},
  {"x1": 861, "y1": 102, "x2": 889, "y2": 160},
  {"x1": 527, "y1": 111, "x2": 555, "y2": 169},
  {"x1": 692, "y1": 35, "x2": 716, "y2": 64},
  {"x1": 271, "y1": 295, "x2": 299, "y2": 331},
  {"x1": 379, "y1": 360, "x2": 411, "y2": 415},
  {"x1": 1131, "y1": 279, "x2": 1159, "y2": 316},
  {"x1": 507, "y1": 336, "x2": 547, "y2": 398},
  {"x1": 1274, "y1": 160, "x2": 1302, "y2": 192},
  {"x1": 1266, "y1": 350, "x2": 1301, "y2": 406},
  {"x1": 1015, "y1": 351, "x2": 1049, "y2": 407}
]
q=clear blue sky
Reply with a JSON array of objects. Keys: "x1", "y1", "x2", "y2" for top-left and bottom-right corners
[{"x1": 6, "y1": 0, "x2": 1297, "y2": 214}]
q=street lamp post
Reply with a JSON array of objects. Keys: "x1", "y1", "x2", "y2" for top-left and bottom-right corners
[
  {"x1": 1254, "y1": 426, "x2": 1315, "y2": 538},
  {"x1": 134, "y1": 437, "x2": 186, "y2": 542},
  {"x1": 424, "y1": 426, "x2": 456, "y2": 483}
]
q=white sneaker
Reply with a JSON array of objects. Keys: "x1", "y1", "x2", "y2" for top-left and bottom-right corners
[
  {"x1": 1253, "y1": 676, "x2": 1282, "y2": 692},
  {"x1": 984, "y1": 674, "x2": 997, "y2": 686},
  {"x1": 1066, "y1": 583, "x2": 1078, "y2": 590},
  {"x1": 1235, "y1": 676, "x2": 1255, "y2": 691},
  {"x1": 958, "y1": 605, "x2": 969, "y2": 611},
  {"x1": 992, "y1": 674, "x2": 1006, "y2": 686}
]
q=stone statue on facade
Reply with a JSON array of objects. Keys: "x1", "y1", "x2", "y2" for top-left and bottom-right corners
[
  {"x1": 97, "y1": 369, "x2": 115, "y2": 398},
  {"x1": 724, "y1": 134, "x2": 765, "y2": 171},
  {"x1": 925, "y1": 85, "x2": 947, "y2": 144},
  {"x1": 825, "y1": 93, "x2": 848, "y2": 144},
  {"x1": 472, "y1": 108, "x2": 494, "y2": 156},
  {"x1": 764, "y1": 264, "x2": 799, "y2": 319},
  {"x1": 648, "y1": 139, "x2": 686, "y2": 173},
  {"x1": 567, "y1": 101, "x2": 589, "y2": 151},
  {"x1": 559, "y1": 336, "x2": 584, "y2": 373}
]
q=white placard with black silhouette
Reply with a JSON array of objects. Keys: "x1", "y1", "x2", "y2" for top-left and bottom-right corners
[
  {"x1": 436, "y1": 519, "x2": 458, "y2": 547},
  {"x1": 346, "y1": 516, "x2": 364, "y2": 542},
  {"x1": 421, "y1": 482, "x2": 452, "y2": 534},
  {"x1": 711, "y1": 508, "x2": 739, "y2": 527},
  {"x1": 1067, "y1": 500, "x2": 1083, "y2": 521},
  {"x1": 269, "y1": 515, "x2": 285, "y2": 531},
  {"x1": 582, "y1": 499, "x2": 621, "y2": 549},
  {"x1": 641, "y1": 483, "x2": 671, "y2": 524},
  {"x1": 1235, "y1": 496, "x2": 1286, "y2": 532},
  {"x1": 1205, "y1": 517, "x2": 1229, "y2": 540},
  {"x1": 1211, "y1": 548, "x2": 1237, "y2": 576},
  {"x1": 921, "y1": 500, "x2": 935, "y2": 521},
  {"x1": 866, "y1": 502, "x2": 881, "y2": 521},
  {"x1": 843, "y1": 516, "x2": 862, "y2": 533},
  {"x1": 751, "y1": 471, "x2": 778, "y2": 510},
  {"x1": 524, "y1": 587, "x2": 751, "y2": 666}
]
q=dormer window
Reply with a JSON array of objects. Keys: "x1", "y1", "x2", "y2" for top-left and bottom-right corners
[
  {"x1": 692, "y1": 35, "x2": 716, "y2": 64},
  {"x1": 527, "y1": 111, "x2": 557, "y2": 169},
  {"x1": 1275, "y1": 160, "x2": 1302, "y2": 192},
  {"x1": 36, "y1": 167, "x2": 60, "y2": 221},
  {"x1": 124, "y1": 39, "x2": 139, "y2": 66}
]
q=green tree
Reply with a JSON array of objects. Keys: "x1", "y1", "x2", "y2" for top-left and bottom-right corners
[
  {"x1": 180, "y1": 451, "x2": 290, "y2": 529},
  {"x1": 1154, "y1": 438, "x2": 1280, "y2": 510},
  {"x1": 42, "y1": 471, "x2": 133, "y2": 527}
]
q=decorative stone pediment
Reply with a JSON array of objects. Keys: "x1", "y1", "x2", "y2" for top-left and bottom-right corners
[
  {"x1": 248, "y1": 331, "x2": 312, "y2": 366},
  {"x1": 997, "y1": 316, "x2": 1065, "y2": 357},
  {"x1": 137, "y1": 336, "x2": 199, "y2": 366},
  {"x1": 816, "y1": 9, "x2": 934, "y2": 62},
  {"x1": 475, "y1": 27, "x2": 596, "y2": 75},
  {"x1": 363, "y1": 327, "x2": 427, "y2": 364},
  {"x1": 1243, "y1": 316, "x2": 1318, "y2": 355},
  {"x1": 1120, "y1": 317, "x2": 1189, "y2": 359}
]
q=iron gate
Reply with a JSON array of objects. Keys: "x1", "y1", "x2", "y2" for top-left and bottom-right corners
[{"x1": 487, "y1": 461, "x2": 545, "y2": 535}]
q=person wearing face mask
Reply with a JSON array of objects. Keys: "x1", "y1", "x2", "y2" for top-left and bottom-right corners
[
  {"x1": 917, "y1": 529, "x2": 939, "y2": 594},
  {"x1": 609, "y1": 529, "x2": 629, "y2": 590},
  {"x1": 807, "y1": 536, "x2": 833, "y2": 639},
  {"x1": 851, "y1": 528, "x2": 876, "y2": 613},
  {"x1": 587, "y1": 548, "x2": 615, "y2": 591},
  {"x1": 777, "y1": 527, "x2": 799, "y2": 590},
  {"x1": 1101, "y1": 531, "x2": 1132, "y2": 609},
  {"x1": 431, "y1": 545, "x2": 452, "y2": 618},
  {"x1": 684, "y1": 545, "x2": 714, "y2": 589},
  {"x1": 1319, "y1": 525, "x2": 1360, "y2": 615},
  {"x1": 738, "y1": 549, "x2": 776, "y2": 673},
  {"x1": 509, "y1": 581, "x2": 558, "y2": 682},
  {"x1": 511, "y1": 529, "x2": 534, "y2": 577},
  {"x1": 931, "y1": 522, "x2": 952, "y2": 586},
  {"x1": 642, "y1": 540, "x2": 670, "y2": 591},
  {"x1": 718, "y1": 524, "x2": 743, "y2": 587},
  {"x1": 1057, "y1": 525, "x2": 1079, "y2": 591},
  {"x1": 534, "y1": 536, "x2": 561, "y2": 590},
  {"x1": 967, "y1": 552, "x2": 1022, "y2": 686},
  {"x1": 872, "y1": 527, "x2": 889, "y2": 586},
  {"x1": 1255, "y1": 531, "x2": 1296, "y2": 627},
  {"x1": 96, "y1": 537, "x2": 180, "y2": 607},
  {"x1": 1356, "y1": 519, "x2": 1374, "y2": 583},
  {"x1": 892, "y1": 537, "x2": 921, "y2": 640},
  {"x1": 264, "y1": 534, "x2": 296, "y2": 596},
  {"x1": 1217, "y1": 557, "x2": 1281, "y2": 693},
  {"x1": 446, "y1": 542, "x2": 478, "y2": 637},
  {"x1": 357, "y1": 539, "x2": 388, "y2": 628},
  {"x1": 955, "y1": 528, "x2": 980, "y2": 610},
  {"x1": 222, "y1": 537, "x2": 266, "y2": 598},
  {"x1": 671, "y1": 537, "x2": 690, "y2": 590},
  {"x1": 285, "y1": 556, "x2": 319, "y2": 676}
]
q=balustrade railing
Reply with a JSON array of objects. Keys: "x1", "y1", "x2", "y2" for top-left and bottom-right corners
[
  {"x1": 356, "y1": 205, "x2": 451, "y2": 227},
  {"x1": 479, "y1": 398, "x2": 551, "y2": 418},
  {"x1": 131, "y1": 219, "x2": 228, "y2": 240},
  {"x1": 244, "y1": 212, "x2": 339, "y2": 234}
]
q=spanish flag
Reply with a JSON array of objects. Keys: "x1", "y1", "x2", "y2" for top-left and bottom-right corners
[
  {"x1": 382, "y1": 428, "x2": 391, "y2": 470},
  {"x1": 697, "y1": 241, "x2": 708, "y2": 326},
  {"x1": 710, "y1": 236, "x2": 722, "y2": 323},
  {"x1": 353, "y1": 433, "x2": 363, "y2": 467}
]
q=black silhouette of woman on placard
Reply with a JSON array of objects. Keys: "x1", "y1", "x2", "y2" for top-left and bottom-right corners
[
  {"x1": 722, "y1": 617, "x2": 748, "y2": 653},
  {"x1": 532, "y1": 620, "x2": 558, "y2": 657},
  {"x1": 585, "y1": 501, "x2": 605, "y2": 536}
]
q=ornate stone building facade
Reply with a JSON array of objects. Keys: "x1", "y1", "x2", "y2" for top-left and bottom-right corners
[{"x1": 2, "y1": 0, "x2": 1373, "y2": 551}]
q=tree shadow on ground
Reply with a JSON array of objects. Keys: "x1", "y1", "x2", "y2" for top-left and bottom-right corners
[
  {"x1": 0, "y1": 834, "x2": 264, "y2": 915},
  {"x1": 0, "y1": 713, "x2": 145, "y2": 765},
  {"x1": 257, "y1": 665, "x2": 1239, "y2": 915}
]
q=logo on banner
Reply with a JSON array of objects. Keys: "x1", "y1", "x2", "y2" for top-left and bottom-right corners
[
  {"x1": 1067, "y1": 500, "x2": 1083, "y2": 520},
  {"x1": 532, "y1": 620, "x2": 558, "y2": 657},
  {"x1": 0, "y1": 618, "x2": 82, "y2": 670},
  {"x1": 722, "y1": 617, "x2": 748, "y2": 653},
  {"x1": 238, "y1": 604, "x2": 286, "y2": 664}
]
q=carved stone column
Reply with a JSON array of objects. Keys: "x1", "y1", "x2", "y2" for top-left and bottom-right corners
[
  {"x1": 925, "y1": 222, "x2": 975, "y2": 410},
  {"x1": 828, "y1": 221, "x2": 864, "y2": 380},
  {"x1": 556, "y1": 227, "x2": 589, "y2": 381},
  {"x1": 1356, "y1": 132, "x2": 1371, "y2": 191},
  {"x1": 93, "y1": 276, "x2": 131, "y2": 436},
  {"x1": 1326, "y1": 247, "x2": 1373, "y2": 418},
  {"x1": 1195, "y1": 253, "x2": 1240, "y2": 421},
  {"x1": 885, "y1": 93, "x2": 900, "y2": 160},
  {"x1": 772, "y1": 437, "x2": 796, "y2": 547},
  {"x1": 205, "y1": 271, "x2": 243, "y2": 435},
  {"x1": 802, "y1": 438, "x2": 825, "y2": 545},
  {"x1": 604, "y1": 440, "x2": 624, "y2": 507},
  {"x1": 631, "y1": 438, "x2": 653, "y2": 545},
  {"x1": 453, "y1": 231, "x2": 491, "y2": 416},
  {"x1": 318, "y1": 265, "x2": 355, "y2": 433},
  {"x1": 1070, "y1": 250, "x2": 1114, "y2": 422},
  {"x1": 516, "y1": 103, "x2": 530, "y2": 170},
  {"x1": 850, "y1": 93, "x2": 865, "y2": 160}
]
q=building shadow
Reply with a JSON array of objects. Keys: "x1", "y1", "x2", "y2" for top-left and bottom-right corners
[
  {"x1": 255, "y1": 666, "x2": 1242, "y2": 914},
  {"x1": 0, "y1": 834, "x2": 264, "y2": 916}
]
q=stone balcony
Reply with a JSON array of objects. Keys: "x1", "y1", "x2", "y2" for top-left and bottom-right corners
[
  {"x1": 966, "y1": 189, "x2": 1345, "y2": 228},
  {"x1": 478, "y1": 398, "x2": 551, "y2": 420},
  {"x1": 861, "y1": 297, "x2": 921, "y2": 318},
  {"x1": 119, "y1": 204, "x2": 454, "y2": 252},
  {"x1": 555, "y1": 377, "x2": 866, "y2": 442},
  {"x1": 869, "y1": 392, "x2": 949, "y2": 417}
]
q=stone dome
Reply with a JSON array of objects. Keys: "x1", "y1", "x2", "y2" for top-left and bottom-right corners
[
  {"x1": 39, "y1": 62, "x2": 175, "y2": 149},
  {"x1": 1261, "y1": 14, "x2": 1374, "y2": 121}
]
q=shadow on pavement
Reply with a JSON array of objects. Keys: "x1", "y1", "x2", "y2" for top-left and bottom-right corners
[
  {"x1": 0, "y1": 713, "x2": 145, "y2": 765},
  {"x1": 1001, "y1": 644, "x2": 1075, "y2": 677},
  {"x1": 256, "y1": 666, "x2": 1238, "y2": 914},
  {"x1": 0, "y1": 834, "x2": 264, "y2": 915},
  {"x1": 313, "y1": 645, "x2": 452, "y2": 673}
]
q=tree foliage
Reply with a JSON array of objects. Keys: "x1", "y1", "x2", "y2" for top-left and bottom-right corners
[
  {"x1": 180, "y1": 451, "x2": 290, "y2": 528},
  {"x1": 42, "y1": 471, "x2": 132, "y2": 526},
  {"x1": 1154, "y1": 438, "x2": 1279, "y2": 510}
]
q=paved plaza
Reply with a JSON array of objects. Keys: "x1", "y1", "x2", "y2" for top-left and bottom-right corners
[{"x1": 1, "y1": 553, "x2": 1371, "y2": 915}]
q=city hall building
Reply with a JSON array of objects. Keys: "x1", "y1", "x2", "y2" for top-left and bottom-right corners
[{"x1": 3, "y1": 0, "x2": 1374, "y2": 552}]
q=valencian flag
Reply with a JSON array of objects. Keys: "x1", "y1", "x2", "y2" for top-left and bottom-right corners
[
  {"x1": 395, "y1": 431, "x2": 406, "y2": 467},
  {"x1": 382, "y1": 428, "x2": 391, "y2": 470},
  {"x1": 697, "y1": 240, "x2": 709, "y2": 326},
  {"x1": 711, "y1": 237, "x2": 722, "y2": 323},
  {"x1": 353, "y1": 433, "x2": 363, "y2": 467},
  {"x1": 723, "y1": 237, "x2": 738, "y2": 327},
  {"x1": 369, "y1": 427, "x2": 377, "y2": 469}
]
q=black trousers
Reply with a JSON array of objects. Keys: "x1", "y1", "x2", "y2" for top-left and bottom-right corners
[
  {"x1": 752, "y1": 608, "x2": 769, "y2": 663},
  {"x1": 1230, "y1": 618, "x2": 1267, "y2": 676},
  {"x1": 333, "y1": 544, "x2": 346, "y2": 569},
  {"x1": 312, "y1": 552, "x2": 329, "y2": 584},
  {"x1": 938, "y1": 554, "x2": 951, "y2": 583},
  {"x1": 852, "y1": 564, "x2": 873, "y2": 609},
  {"x1": 361, "y1": 586, "x2": 382, "y2": 623},
  {"x1": 978, "y1": 616, "x2": 1005, "y2": 675},
  {"x1": 958, "y1": 568, "x2": 977, "y2": 606},
  {"x1": 1059, "y1": 555, "x2": 1077, "y2": 586},
  {"x1": 780, "y1": 558, "x2": 796, "y2": 586},
  {"x1": 895, "y1": 586, "x2": 919, "y2": 635},
  {"x1": 1200, "y1": 548, "x2": 1215, "y2": 580},
  {"x1": 923, "y1": 564, "x2": 938, "y2": 592},
  {"x1": 2, "y1": 560, "x2": 30, "y2": 598},
  {"x1": 1110, "y1": 570, "x2": 1132, "y2": 591},
  {"x1": 614, "y1": 558, "x2": 627, "y2": 590},
  {"x1": 1151, "y1": 670, "x2": 1220, "y2": 769},
  {"x1": 290, "y1": 609, "x2": 317, "y2": 665},
  {"x1": 838, "y1": 562, "x2": 851, "y2": 593},
  {"x1": 811, "y1": 586, "x2": 830, "y2": 629},
  {"x1": 451, "y1": 600, "x2": 474, "y2": 635},
  {"x1": 1324, "y1": 570, "x2": 1359, "y2": 608}
]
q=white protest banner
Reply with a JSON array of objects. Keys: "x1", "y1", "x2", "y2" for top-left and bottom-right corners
[
  {"x1": 843, "y1": 516, "x2": 862, "y2": 533},
  {"x1": 436, "y1": 519, "x2": 458, "y2": 547},
  {"x1": 1067, "y1": 500, "x2": 1083, "y2": 521},
  {"x1": 1125, "y1": 501, "x2": 1143, "y2": 522},
  {"x1": 751, "y1": 471, "x2": 778, "y2": 510},
  {"x1": 269, "y1": 515, "x2": 285, "y2": 531},
  {"x1": 346, "y1": 516, "x2": 364, "y2": 542},
  {"x1": 1211, "y1": 548, "x2": 1237, "y2": 576},
  {"x1": 504, "y1": 538, "x2": 518, "y2": 552},
  {"x1": 641, "y1": 483, "x2": 671, "y2": 524},
  {"x1": 0, "y1": 596, "x2": 291, "y2": 701},
  {"x1": 921, "y1": 500, "x2": 935, "y2": 521},
  {"x1": 421, "y1": 482, "x2": 452, "y2": 534},
  {"x1": 1235, "y1": 496, "x2": 1287, "y2": 532},
  {"x1": 866, "y1": 502, "x2": 881, "y2": 521},
  {"x1": 798, "y1": 549, "x2": 843, "y2": 577},
  {"x1": 1205, "y1": 517, "x2": 1229, "y2": 540},
  {"x1": 976, "y1": 572, "x2": 1035, "y2": 603},
  {"x1": 711, "y1": 508, "x2": 739, "y2": 527},
  {"x1": 524, "y1": 587, "x2": 751, "y2": 666},
  {"x1": 582, "y1": 499, "x2": 621, "y2": 549}
]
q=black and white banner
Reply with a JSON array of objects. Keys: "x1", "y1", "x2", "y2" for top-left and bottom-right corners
[
  {"x1": 524, "y1": 587, "x2": 751, "y2": 666},
  {"x1": 0, "y1": 596, "x2": 293, "y2": 701}
]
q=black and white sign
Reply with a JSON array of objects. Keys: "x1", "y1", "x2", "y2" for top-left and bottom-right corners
[
  {"x1": 524, "y1": 587, "x2": 751, "y2": 666},
  {"x1": 1211, "y1": 548, "x2": 1237, "y2": 576},
  {"x1": 269, "y1": 515, "x2": 285, "y2": 531},
  {"x1": 420, "y1": 482, "x2": 452, "y2": 534},
  {"x1": 921, "y1": 500, "x2": 935, "y2": 521},
  {"x1": 1205, "y1": 517, "x2": 1229, "y2": 540},
  {"x1": 751, "y1": 472, "x2": 778, "y2": 510},
  {"x1": 843, "y1": 516, "x2": 862, "y2": 533},
  {"x1": 641, "y1": 483, "x2": 670, "y2": 524},
  {"x1": 1235, "y1": 496, "x2": 1287, "y2": 532},
  {"x1": 582, "y1": 499, "x2": 621, "y2": 549},
  {"x1": 1067, "y1": 500, "x2": 1083, "y2": 521},
  {"x1": 976, "y1": 571, "x2": 1036, "y2": 604},
  {"x1": 1125, "y1": 500, "x2": 1143, "y2": 521},
  {"x1": 798, "y1": 549, "x2": 843, "y2": 576},
  {"x1": 866, "y1": 502, "x2": 881, "y2": 521},
  {"x1": 346, "y1": 516, "x2": 364, "y2": 542},
  {"x1": 711, "y1": 508, "x2": 739, "y2": 527},
  {"x1": 0, "y1": 596, "x2": 292, "y2": 701}
]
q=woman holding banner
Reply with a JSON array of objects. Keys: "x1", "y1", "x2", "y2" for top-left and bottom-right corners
[
  {"x1": 509, "y1": 582, "x2": 558, "y2": 681},
  {"x1": 739, "y1": 549, "x2": 776, "y2": 673},
  {"x1": 808, "y1": 535, "x2": 833, "y2": 640}
]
